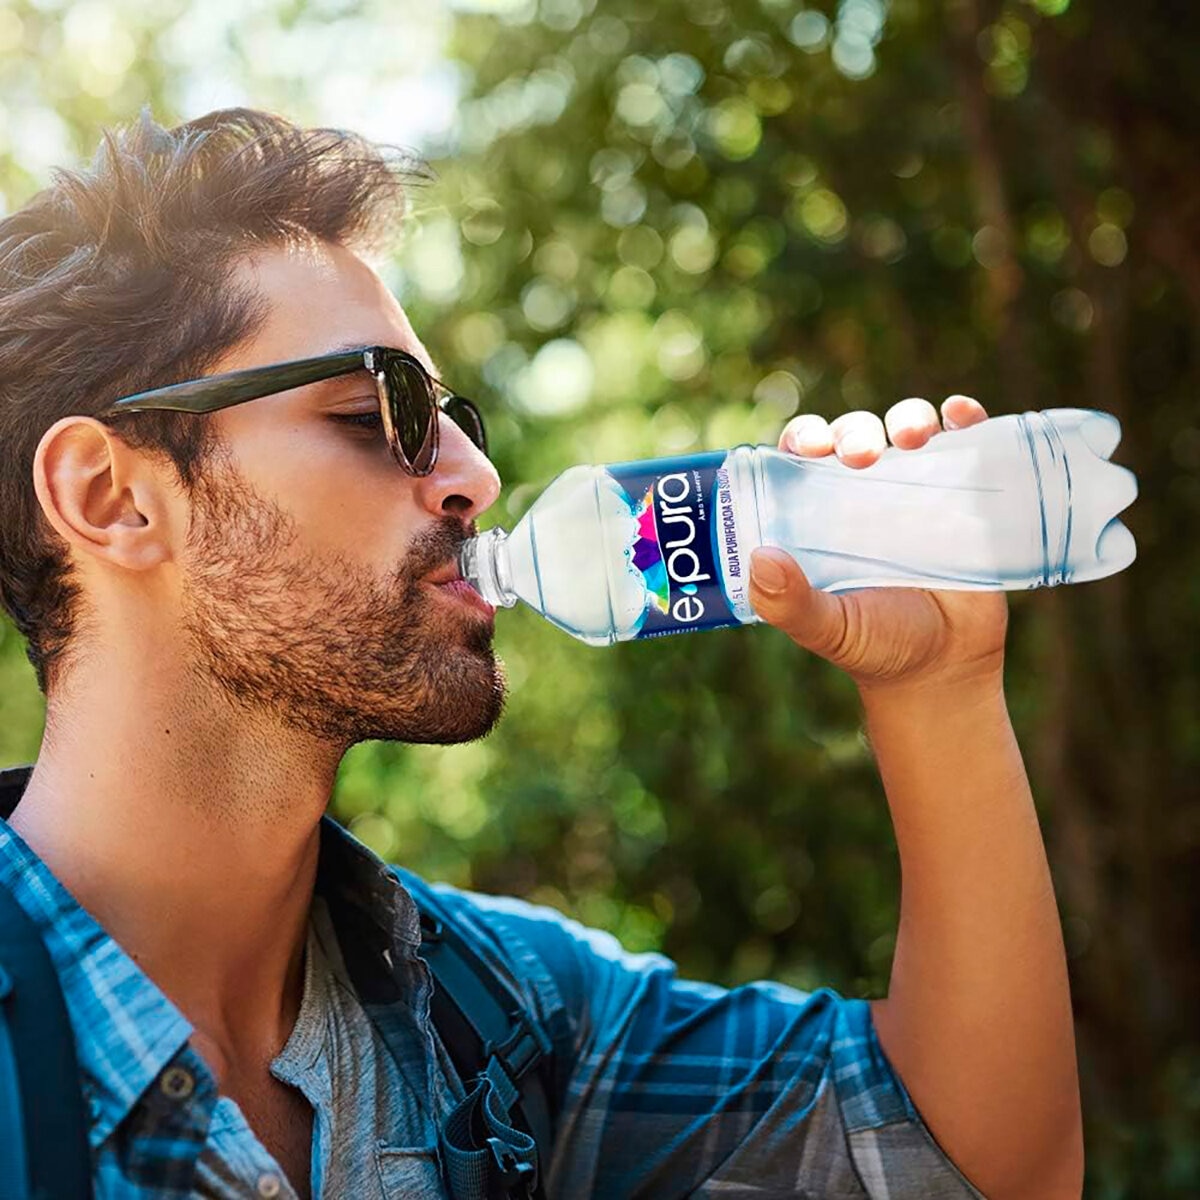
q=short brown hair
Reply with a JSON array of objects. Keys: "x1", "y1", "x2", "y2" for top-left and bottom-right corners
[{"x1": 0, "y1": 108, "x2": 423, "y2": 696}]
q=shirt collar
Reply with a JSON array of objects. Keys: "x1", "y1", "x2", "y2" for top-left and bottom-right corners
[
  {"x1": 0, "y1": 765, "x2": 194, "y2": 1150},
  {"x1": 0, "y1": 764, "x2": 424, "y2": 1145}
]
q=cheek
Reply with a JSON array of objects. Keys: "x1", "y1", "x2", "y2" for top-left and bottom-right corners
[
  {"x1": 297, "y1": 480, "x2": 422, "y2": 569},
  {"x1": 222, "y1": 417, "x2": 419, "y2": 565}
]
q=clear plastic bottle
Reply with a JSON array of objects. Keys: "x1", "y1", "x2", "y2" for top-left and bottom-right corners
[{"x1": 459, "y1": 408, "x2": 1138, "y2": 646}]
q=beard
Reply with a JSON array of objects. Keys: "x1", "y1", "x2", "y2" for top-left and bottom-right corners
[{"x1": 178, "y1": 456, "x2": 506, "y2": 748}]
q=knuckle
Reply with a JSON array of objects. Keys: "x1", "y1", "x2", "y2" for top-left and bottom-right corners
[{"x1": 810, "y1": 604, "x2": 853, "y2": 662}]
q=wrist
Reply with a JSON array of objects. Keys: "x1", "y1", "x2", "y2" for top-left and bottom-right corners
[
  {"x1": 856, "y1": 660, "x2": 1007, "y2": 715},
  {"x1": 856, "y1": 662, "x2": 1028, "y2": 844}
]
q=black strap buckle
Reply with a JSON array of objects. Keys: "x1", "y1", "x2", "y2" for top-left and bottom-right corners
[
  {"x1": 488, "y1": 1012, "x2": 553, "y2": 1084},
  {"x1": 486, "y1": 1136, "x2": 536, "y2": 1198}
]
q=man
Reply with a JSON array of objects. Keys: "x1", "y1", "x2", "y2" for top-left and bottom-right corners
[{"x1": 0, "y1": 109, "x2": 1082, "y2": 1198}]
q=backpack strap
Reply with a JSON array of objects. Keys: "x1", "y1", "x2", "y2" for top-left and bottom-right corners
[
  {"x1": 0, "y1": 771, "x2": 554, "y2": 1200},
  {"x1": 395, "y1": 869, "x2": 554, "y2": 1200},
  {"x1": 0, "y1": 881, "x2": 93, "y2": 1200}
]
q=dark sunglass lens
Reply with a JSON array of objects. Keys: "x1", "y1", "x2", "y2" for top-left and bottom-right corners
[
  {"x1": 384, "y1": 356, "x2": 436, "y2": 471},
  {"x1": 444, "y1": 396, "x2": 487, "y2": 455}
]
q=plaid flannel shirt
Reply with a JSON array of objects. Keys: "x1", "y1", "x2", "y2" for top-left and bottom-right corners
[{"x1": 0, "y1": 764, "x2": 983, "y2": 1198}]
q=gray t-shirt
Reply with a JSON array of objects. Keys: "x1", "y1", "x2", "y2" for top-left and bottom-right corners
[{"x1": 193, "y1": 898, "x2": 435, "y2": 1199}]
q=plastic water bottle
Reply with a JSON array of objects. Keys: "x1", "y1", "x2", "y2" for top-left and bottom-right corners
[{"x1": 459, "y1": 408, "x2": 1138, "y2": 646}]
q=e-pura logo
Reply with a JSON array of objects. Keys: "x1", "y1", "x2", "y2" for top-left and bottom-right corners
[{"x1": 631, "y1": 472, "x2": 712, "y2": 625}]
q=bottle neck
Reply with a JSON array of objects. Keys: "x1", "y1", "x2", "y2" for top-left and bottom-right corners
[{"x1": 459, "y1": 527, "x2": 518, "y2": 608}]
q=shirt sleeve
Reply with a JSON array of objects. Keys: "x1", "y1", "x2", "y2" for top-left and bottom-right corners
[{"x1": 433, "y1": 886, "x2": 987, "y2": 1200}]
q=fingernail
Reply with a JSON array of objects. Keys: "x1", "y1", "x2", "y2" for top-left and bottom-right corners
[
  {"x1": 751, "y1": 549, "x2": 789, "y2": 594},
  {"x1": 786, "y1": 422, "x2": 820, "y2": 453}
]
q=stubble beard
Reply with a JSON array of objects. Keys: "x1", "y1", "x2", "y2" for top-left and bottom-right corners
[{"x1": 178, "y1": 459, "x2": 506, "y2": 749}]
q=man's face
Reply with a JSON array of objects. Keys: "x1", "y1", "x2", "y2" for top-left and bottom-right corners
[{"x1": 177, "y1": 240, "x2": 505, "y2": 747}]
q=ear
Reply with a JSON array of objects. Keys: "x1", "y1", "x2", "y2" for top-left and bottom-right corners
[{"x1": 32, "y1": 417, "x2": 178, "y2": 571}]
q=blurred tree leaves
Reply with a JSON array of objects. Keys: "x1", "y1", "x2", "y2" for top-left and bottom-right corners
[
  {"x1": 345, "y1": 0, "x2": 1200, "y2": 1191},
  {"x1": 1, "y1": 0, "x2": 1198, "y2": 1193}
]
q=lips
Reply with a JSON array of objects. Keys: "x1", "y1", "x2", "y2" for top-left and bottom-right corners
[
  {"x1": 423, "y1": 563, "x2": 464, "y2": 586},
  {"x1": 423, "y1": 563, "x2": 494, "y2": 617}
]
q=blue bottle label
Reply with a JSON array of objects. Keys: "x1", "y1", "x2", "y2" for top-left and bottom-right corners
[{"x1": 606, "y1": 451, "x2": 749, "y2": 639}]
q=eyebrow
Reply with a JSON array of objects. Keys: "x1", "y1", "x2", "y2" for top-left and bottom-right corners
[
  {"x1": 324, "y1": 339, "x2": 372, "y2": 357},
  {"x1": 323, "y1": 340, "x2": 445, "y2": 381}
]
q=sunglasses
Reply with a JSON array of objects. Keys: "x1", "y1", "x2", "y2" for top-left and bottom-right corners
[{"x1": 104, "y1": 346, "x2": 486, "y2": 477}]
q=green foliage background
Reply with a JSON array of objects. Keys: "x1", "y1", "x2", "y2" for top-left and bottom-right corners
[{"x1": 1, "y1": 0, "x2": 1197, "y2": 1194}]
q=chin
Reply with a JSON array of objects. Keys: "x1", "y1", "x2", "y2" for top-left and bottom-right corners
[{"x1": 351, "y1": 647, "x2": 508, "y2": 748}]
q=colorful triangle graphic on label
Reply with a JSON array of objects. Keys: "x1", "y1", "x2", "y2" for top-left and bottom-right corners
[{"x1": 631, "y1": 486, "x2": 670, "y2": 614}]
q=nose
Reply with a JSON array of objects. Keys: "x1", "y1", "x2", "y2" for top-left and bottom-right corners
[{"x1": 412, "y1": 412, "x2": 501, "y2": 522}]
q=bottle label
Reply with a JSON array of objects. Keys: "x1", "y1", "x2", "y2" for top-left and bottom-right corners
[{"x1": 606, "y1": 451, "x2": 751, "y2": 639}]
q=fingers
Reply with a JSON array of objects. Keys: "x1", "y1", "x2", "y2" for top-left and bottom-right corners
[
  {"x1": 748, "y1": 546, "x2": 849, "y2": 661},
  {"x1": 779, "y1": 413, "x2": 834, "y2": 456},
  {"x1": 883, "y1": 397, "x2": 941, "y2": 449},
  {"x1": 941, "y1": 394, "x2": 989, "y2": 430},
  {"x1": 829, "y1": 411, "x2": 887, "y2": 465},
  {"x1": 781, "y1": 395, "x2": 991, "y2": 468}
]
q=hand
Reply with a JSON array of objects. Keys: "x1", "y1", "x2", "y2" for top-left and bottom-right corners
[{"x1": 749, "y1": 395, "x2": 1010, "y2": 694}]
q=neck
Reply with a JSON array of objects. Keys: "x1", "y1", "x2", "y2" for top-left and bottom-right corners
[{"x1": 8, "y1": 650, "x2": 345, "y2": 1067}]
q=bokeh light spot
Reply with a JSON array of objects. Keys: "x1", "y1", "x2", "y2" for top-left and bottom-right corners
[{"x1": 512, "y1": 338, "x2": 594, "y2": 416}]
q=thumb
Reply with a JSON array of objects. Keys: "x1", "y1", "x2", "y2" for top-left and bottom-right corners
[{"x1": 749, "y1": 547, "x2": 848, "y2": 659}]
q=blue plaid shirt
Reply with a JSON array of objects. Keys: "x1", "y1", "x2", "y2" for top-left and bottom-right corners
[{"x1": 0, "y1": 765, "x2": 982, "y2": 1198}]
